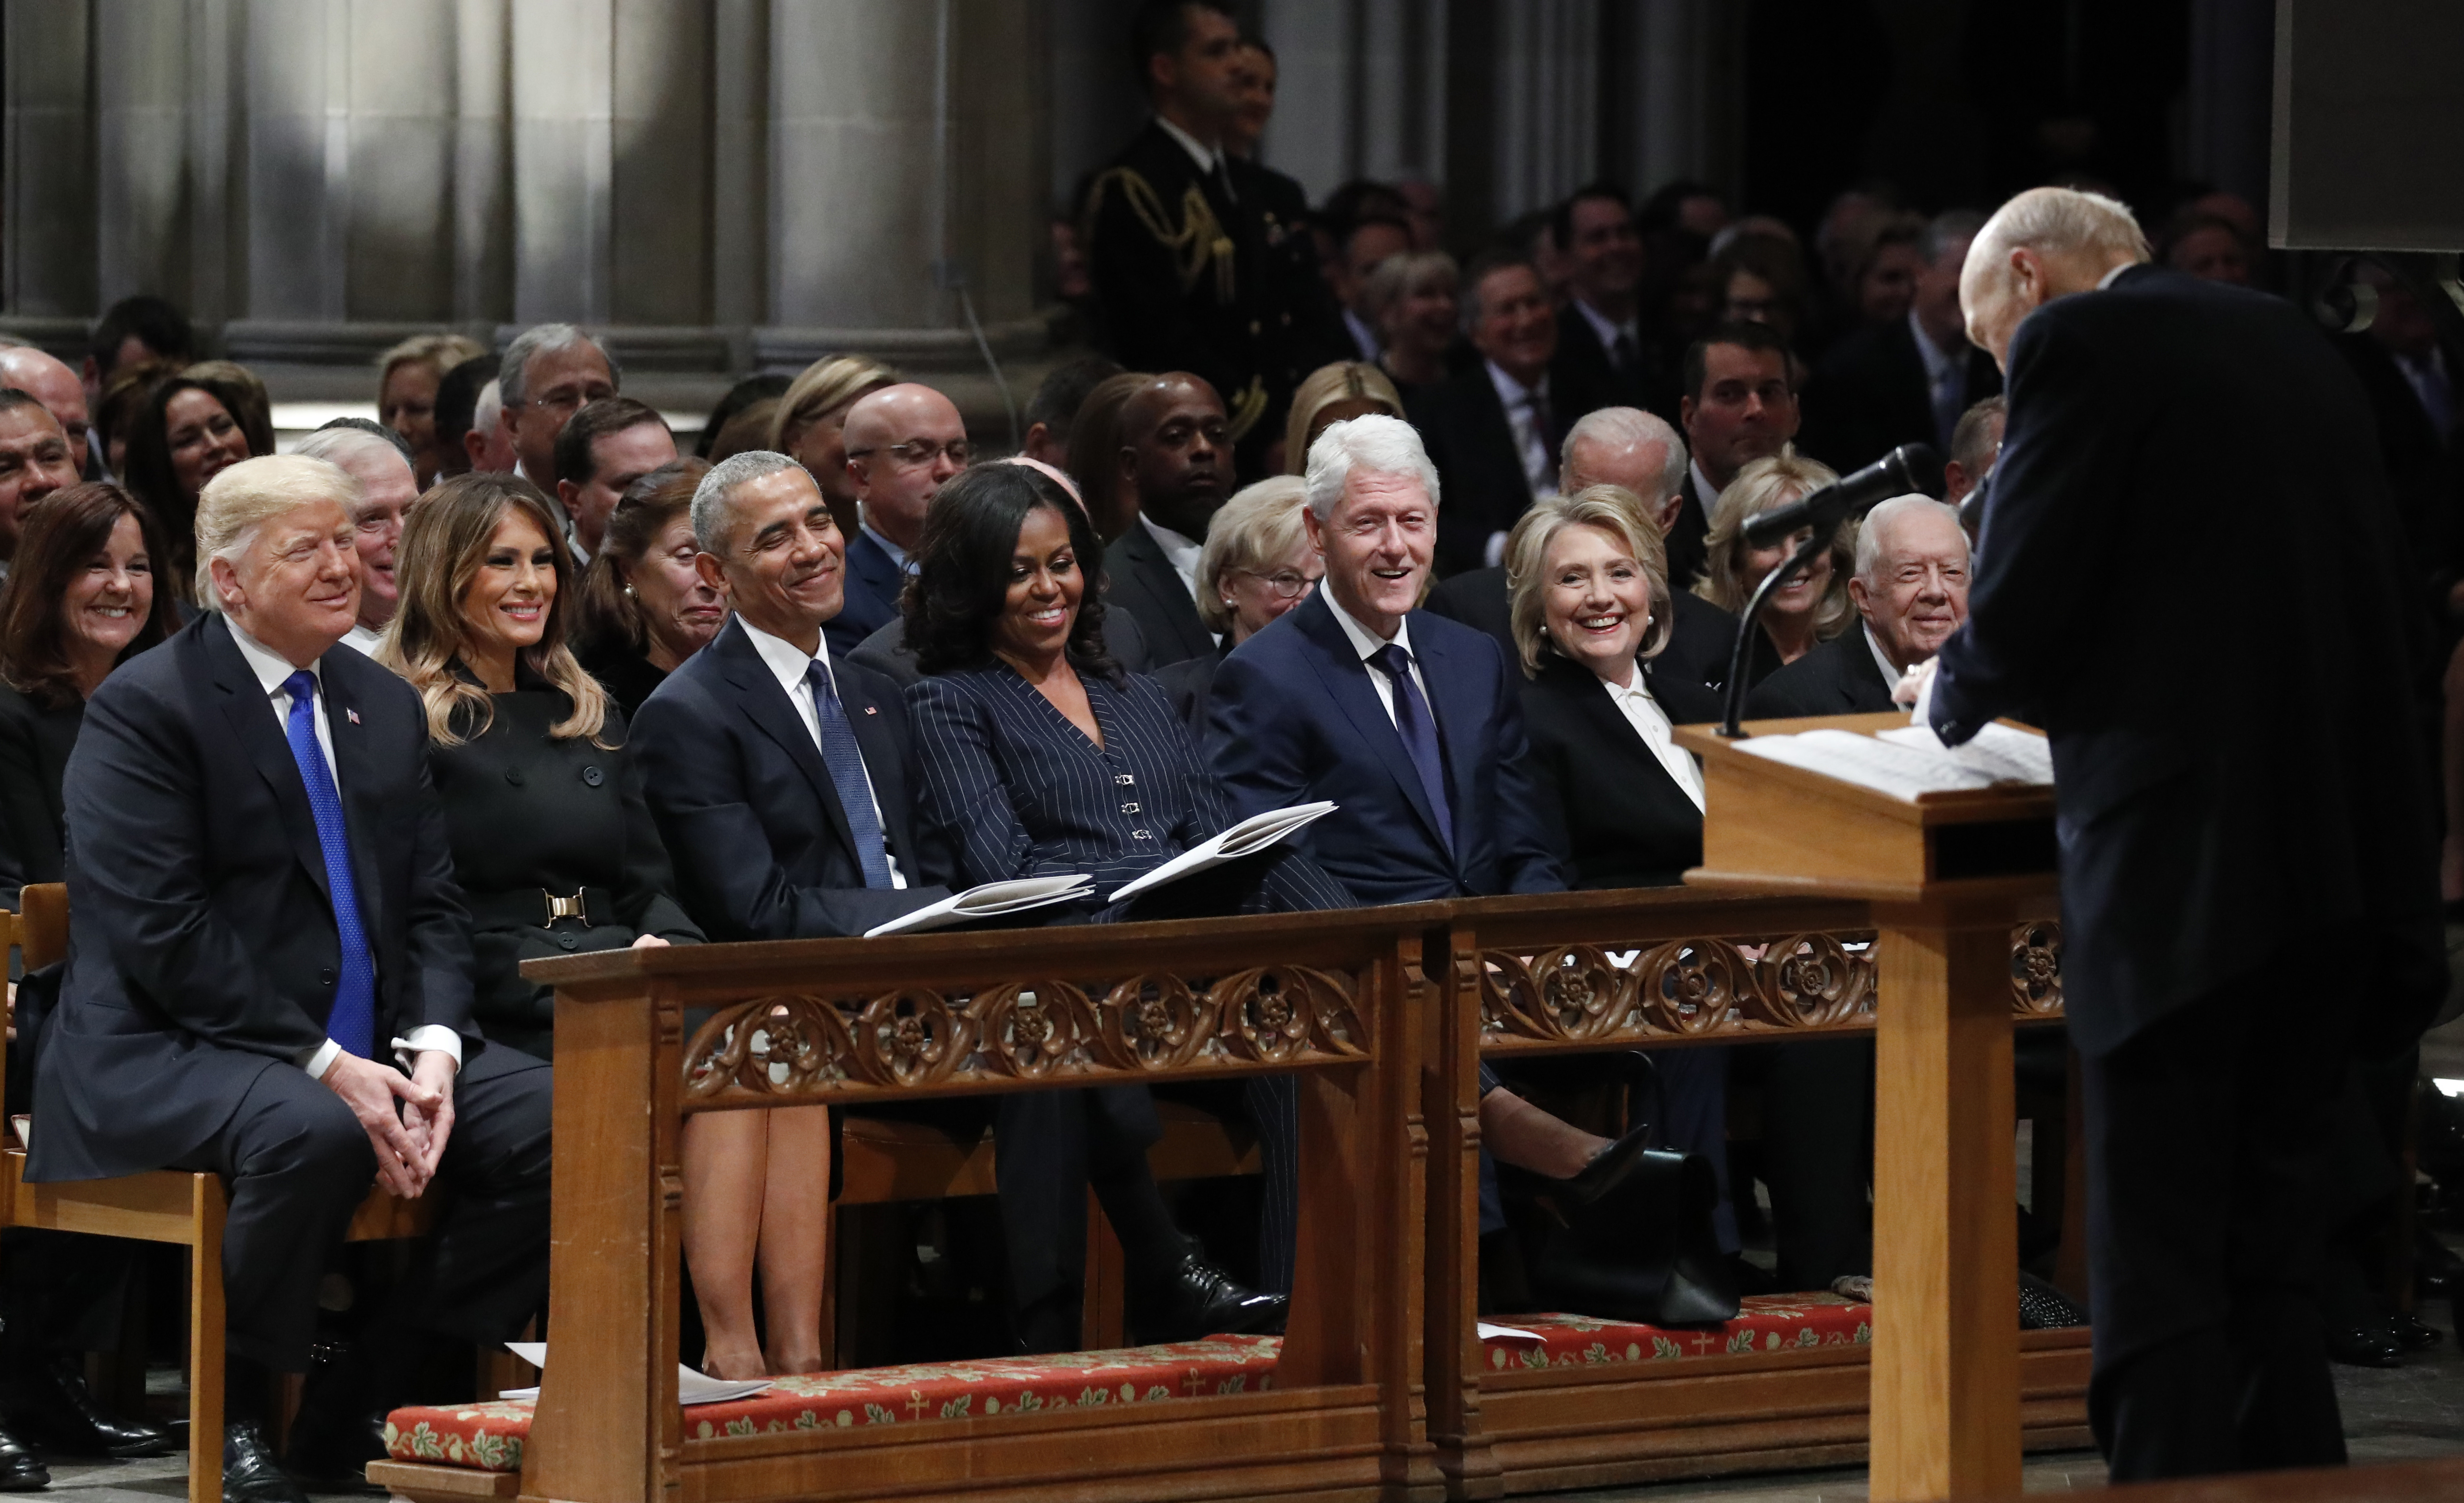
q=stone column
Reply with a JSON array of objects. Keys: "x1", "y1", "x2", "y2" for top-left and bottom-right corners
[
  {"x1": 3, "y1": 0, "x2": 99, "y2": 318},
  {"x1": 1256, "y1": 0, "x2": 1447, "y2": 208},
  {"x1": 611, "y1": 0, "x2": 712, "y2": 326},
  {"x1": 1489, "y1": 0, "x2": 1599, "y2": 222},
  {"x1": 93, "y1": 0, "x2": 196, "y2": 312},
  {"x1": 510, "y1": 0, "x2": 613, "y2": 324},
  {"x1": 2185, "y1": 0, "x2": 2274, "y2": 214},
  {"x1": 242, "y1": 0, "x2": 351, "y2": 322},
  {"x1": 710, "y1": 0, "x2": 770, "y2": 341},
  {"x1": 1604, "y1": 0, "x2": 1746, "y2": 204},
  {"x1": 453, "y1": 0, "x2": 514, "y2": 324}
]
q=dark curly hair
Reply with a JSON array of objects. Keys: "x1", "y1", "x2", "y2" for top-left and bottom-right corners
[{"x1": 903, "y1": 462, "x2": 1123, "y2": 685}]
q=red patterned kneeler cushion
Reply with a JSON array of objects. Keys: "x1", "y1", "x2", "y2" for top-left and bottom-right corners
[{"x1": 382, "y1": 1296, "x2": 1875, "y2": 1473}]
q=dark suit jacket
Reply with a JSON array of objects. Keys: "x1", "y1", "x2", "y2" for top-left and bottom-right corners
[
  {"x1": 1104, "y1": 524, "x2": 1214, "y2": 666},
  {"x1": 1406, "y1": 365, "x2": 1572, "y2": 577},
  {"x1": 825, "y1": 529, "x2": 906, "y2": 661},
  {"x1": 631, "y1": 617, "x2": 947, "y2": 940},
  {"x1": 1206, "y1": 589, "x2": 1563, "y2": 905},
  {"x1": 2336, "y1": 332, "x2": 2464, "y2": 600},
  {"x1": 1743, "y1": 629, "x2": 1900, "y2": 719},
  {"x1": 1932, "y1": 265, "x2": 2443, "y2": 1056},
  {"x1": 0, "y1": 684, "x2": 81, "y2": 899},
  {"x1": 30, "y1": 614, "x2": 477, "y2": 1181},
  {"x1": 1421, "y1": 565, "x2": 1744, "y2": 693},
  {"x1": 1665, "y1": 469, "x2": 1715, "y2": 596},
  {"x1": 1150, "y1": 648, "x2": 1223, "y2": 731},
  {"x1": 1520, "y1": 654, "x2": 1720, "y2": 889},
  {"x1": 1551, "y1": 301, "x2": 1676, "y2": 424},
  {"x1": 1802, "y1": 316, "x2": 2002, "y2": 475},
  {"x1": 847, "y1": 607, "x2": 1151, "y2": 689}
]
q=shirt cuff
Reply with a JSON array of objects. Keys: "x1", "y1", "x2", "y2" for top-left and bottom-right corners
[
  {"x1": 393, "y1": 1026, "x2": 463, "y2": 1073},
  {"x1": 301, "y1": 1038, "x2": 343, "y2": 1080}
]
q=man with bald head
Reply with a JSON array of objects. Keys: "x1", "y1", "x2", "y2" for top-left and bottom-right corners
[
  {"x1": 832, "y1": 383, "x2": 969, "y2": 657},
  {"x1": 1104, "y1": 373, "x2": 1232, "y2": 665},
  {"x1": 0, "y1": 345, "x2": 95, "y2": 481}
]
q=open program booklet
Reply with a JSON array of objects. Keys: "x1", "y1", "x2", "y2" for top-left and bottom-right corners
[
  {"x1": 500, "y1": 1342, "x2": 769, "y2": 1406},
  {"x1": 863, "y1": 873, "x2": 1096, "y2": 938},
  {"x1": 1107, "y1": 802, "x2": 1339, "y2": 903},
  {"x1": 1733, "y1": 722, "x2": 2052, "y2": 802}
]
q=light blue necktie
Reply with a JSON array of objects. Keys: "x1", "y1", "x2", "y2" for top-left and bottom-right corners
[
  {"x1": 281, "y1": 670, "x2": 376, "y2": 1058},
  {"x1": 806, "y1": 660, "x2": 894, "y2": 889}
]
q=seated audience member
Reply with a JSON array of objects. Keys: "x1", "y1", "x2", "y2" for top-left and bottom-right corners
[
  {"x1": 2159, "y1": 209, "x2": 2257, "y2": 286},
  {"x1": 430, "y1": 355, "x2": 494, "y2": 485},
  {"x1": 697, "y1": 373, "x2": 792, "y2": 462},
  {"x1": 1425, "y1": 406, "x2": 1742, "y2": 693},
  {"x1": 1331, "y1": 214, "x2": 1415, "y2": 363},
  {"x1": 1406, "y1": 252, "x2": 1572, "y2": 575},
  {"x1": 572, "y1": 459, "x2": 723, "y2": 718},
  {"x1": 1021, "y1": 353, "x2": 1127, "y2": 470},
  {"x1": 769, "y1": 355, "x2": 897, "y2": 540},
  {"x1": 1710, "y1": 235, "x2": 1811, "y2": 349},
  {"x1": 1061, "y1": 369, "x2": 1151, "y2": 543},
  {"x1": 1694, "y1": 455, "x2": 1853, "y2": 687},
  {"x1": 1364, "y1": 250, "x2": 1462, "y2": 393},
  {"x1": 902, "y1": 460, "x2": 1334, "y2": 1311},
  {"x1": 1841, "y1": 212, "x2": 1928, "y2": 330},
  {"x1": 497, "y1": 326, "x2": 619, "y2": 549},
  {"x1": 1552, "y1": 183, "x2": 1664, "y2": 416},
  {"x1": 0, "y1": 346, "x2": 95, "y2": 481},
  {"x1": 78, "y1": 297, "x2": 193, "y2": 477},
  {"x1": 831, "y1": 383, "x2": 967, "y2": 658},
  {"x1": 381, "y1": 471, "x2": 702, "y2": 1059},
  {"x1": 1804, "y1": 211, "x2": 2001, "y2": 473},
  {"x1": 377, "y1": 334, "x2": 490, "y2": 489},
  {"x1": 1670, "y1": 321, "x2": 1801, "y2": 591},
  {"x1": 294, "y1": 420, "x2": 418, "y2": 655},
  {"x1": 1943, "y1": 394, "x2": 2006, "y2": 508},
  {"x1": 552, "y1": 397, "x2": 677, "y2": 560},
  {"x1": 120, "y1": 374, "x2": 254, "y2": 596},
  {"x1": 1283, "y1": 361, "x2": 1405, "y2": 476},
  {"x1": 707, "y1": 401, "x2": 782, "y2": 464},
  {"x1": 1154, "y1": 475, "x2": 1319, "y2": 727},
  {"x1": 0, "y1": 392, "x2": 81, "y2": 580},
  {"x1": 27, "y1": 454, "x2": 553, "y2": 1500},
  {"x1": 1103, "y1": 373, "x2": 1242, "y2": 667},
  {"x1": 1746, "y1": 494, "x2": 1968, "y2": 719},
  {"x1": 463, "y1": 379, "x2": 519, "y2": 475},
  {"x1": 93, "y1": 360, "x2": 177, "y2": 484},
  {"x1": 183, "y1": 362, "x2": 276, "y2": 462}
]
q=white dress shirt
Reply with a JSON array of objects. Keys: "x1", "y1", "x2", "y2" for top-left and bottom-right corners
[
  {"x1": 1343, "y1": 307, "x2": 1382, "y2": 363},
  {"x1": 225, "y1": 621, "x2": 461, "y2": 1078},
  {"x1": 737, "y1": 619, "x2": 908, "y2": 889},
  {"x1": 1864, "y1": 625, "x2": 1905, "y2": 696},
  {"x1": 1485, "y1": 360, "x2": 1559, "y2": 503},
  {"x1": 340, "y1": 623, "x2": 384, "y2": 657},
  {"x1": 1600, "y1": 672, "x2": 1705, "y2": 812},
  {"x1": 1324, "y1": 592, "x2": 1428, "y2": 725},
  {"x1": 1572, "y1": 296, "x2": 1640, "y2": 368},
  {"x1": 860, "y1": 520, "x2": 913, "y2": 575},
  {"x1": 1138, "y1": 513, "x2": 1205, "y2": 599}
]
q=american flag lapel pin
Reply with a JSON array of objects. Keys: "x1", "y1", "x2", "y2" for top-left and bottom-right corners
[
  {"x1": 864, "y1": 706, "x2": 877, "y2": 715},
  {"x1": 346, "y1": 708, "x2": 361, "y2": 725}
]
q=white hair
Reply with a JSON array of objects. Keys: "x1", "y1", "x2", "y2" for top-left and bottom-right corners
[
  {"x1": 1303, "y1": 413, "x2": 1440, "y2": 521},
  {"x1": 1560, "y1": 407, "x2": 1688, "y2": 505},
  {"x1": 497, "y1": 322, "x2": 619, "y2": 406},
  {"x1": 292, "y1": 425, "x2": 412, "y2": 515},
  {"x1": 691, "y1": 449, "x2": 805, "y2": 554},
  {"x1": 1969, "y1": 187, "x2": 2149, "y2": 293},
  {"x1": 472, "y1": 379, "x2": 503, "y2": 439},
  {"x1": 1854, "y1": 494, "x2": 1970, "y2": 582}
]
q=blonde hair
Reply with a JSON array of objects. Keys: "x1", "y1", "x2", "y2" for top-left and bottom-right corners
[
  {"x1": 1283, "y1": 361, "x2": 1405, "y2": 476},
  {"x1": 377, "y1": 473, "x2": 611, "y2": 747},
  {"x1": 1196, "y1": 476, "x2": 1312, "y2": 635},
  {"x1": 377, "y1": 333, "x2": 489, "y2": 395},
  {"x1": 769, "y1": 354, "x2": 899, "y2": 454},
  {"x1": 1504, "y1": 486, "x2": 1674, "y2": 677},
  {"x1": 195, "y1": 454, "x2": 363, "y2": 608},
  {"x1": 1695, "y1": 453, "x2": 1857, "y2": 641}
]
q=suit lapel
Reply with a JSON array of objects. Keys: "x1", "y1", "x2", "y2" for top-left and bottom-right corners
[
  {"x1": 200, "y1": 617, "x2": 333, "y2": 904},
  {"x1": 1119, "y1": 526, "x2": 1211, "y2": 661},
  {"x1": 1293, "y1": 595, "x2": 1449, "y2": 852},
  {"x1": 711, "y1": 619, "x2": 862, "y2": 853}
]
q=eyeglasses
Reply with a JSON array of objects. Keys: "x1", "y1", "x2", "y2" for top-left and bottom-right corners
[
  {"x1": 523, "y1": 384, "x2": 617, "y2": 416},
  {"x1": 1235, "y1": 568, "x2": 1321, "y2": 599},
  {"x1": 848, "y1": 438, "x2": 972, "y2": 470}
]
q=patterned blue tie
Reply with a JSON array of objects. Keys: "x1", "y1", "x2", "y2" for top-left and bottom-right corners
[
  {"x1": 281, "y1": 670, "x2": 376, "y2": 1058},
  {"x1": 1369, "y1": 643, "x2": 1453, "y2": 854},
  {"x1": 806, "y1": 660, "x2": 894, "y2": 889}
]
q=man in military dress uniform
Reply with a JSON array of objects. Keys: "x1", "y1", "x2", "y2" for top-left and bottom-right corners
[{"x1": 1085, "y1": 1, "x2": 1348, "y2": 477}]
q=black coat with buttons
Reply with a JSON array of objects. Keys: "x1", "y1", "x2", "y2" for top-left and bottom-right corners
[{"x1": 426, "y1": 669, "x2": 701, "y2": 1053}]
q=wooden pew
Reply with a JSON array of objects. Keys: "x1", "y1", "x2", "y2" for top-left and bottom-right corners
[
  {"x1": 1424, "y1": 889, "x2": 2089, "y2": 1498},
  {"x1": 372, "y1": 904, "x2": 1444, "y2": 1503}
]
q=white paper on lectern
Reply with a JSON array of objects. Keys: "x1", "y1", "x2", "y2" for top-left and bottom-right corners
[
  {"x1": 501, "y1": 1341, "x2": 771, "y2": 1406},
  {"x1": 862, "y1": 873, "x2": 1095, "y2": 937},
  {"x1": 1733, "y1": 728, "x2": 2002, "y2": 801},
  {"x1": 1107, "y1": 801, "x2": 1339, "y2": 902},
  {"x1": 1876, "y1": 721, "x2": 2054, "y2": 786}
]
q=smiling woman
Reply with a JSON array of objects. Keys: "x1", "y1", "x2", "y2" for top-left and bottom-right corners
[{"x1": 121, "y1": 375, "x2": 259, "y2": 601}]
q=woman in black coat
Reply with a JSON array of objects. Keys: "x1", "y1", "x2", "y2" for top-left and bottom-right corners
[{"x1": 382, "y1": 474, "x2": 703, "y2": 1061}]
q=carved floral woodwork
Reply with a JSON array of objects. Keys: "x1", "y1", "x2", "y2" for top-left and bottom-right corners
[{"x1": 679, "y1": 965, "x2": 1370, "y2": 1108}]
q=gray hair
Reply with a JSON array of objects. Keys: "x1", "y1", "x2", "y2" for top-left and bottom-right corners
[
  {"x1": 1195, "y1": 476, "x2": 1311, "y2": 635},
  {"x1": 498, "y1": 323, "x2": 621, "y2": 407},
  {"x1": 294, "y1": 419, "x2": 414, "y2": 493},
  {"x1": 691, "y1": 450, "x2": 805, "y2": 554},
  {"x1": 1854, "y1": 494, "x2": 1970, "y2": 582},
  {"x1": 1302, "y1": 413, "x2": 1440, "y2": 521},
  {"x1": 1360, "y1": 250, "x2": 1458, "y2": 327},
  {"x1": 1560, "y1": 407, "x2": 1688, "y2": 506},
  {"x1": 1920, "y1": 209, "x2": 1988, "y2": 268},
  {"x1": 472, "y1": 379, "x2": 504, "y2": 440},
  {"x1": 1969, "y1": 187, "x2": 2149, "y2": 290}
]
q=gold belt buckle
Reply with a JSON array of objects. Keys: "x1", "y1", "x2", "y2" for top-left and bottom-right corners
[{"x1": 545, "y1": 890, "x2": 590, "y2": 926}]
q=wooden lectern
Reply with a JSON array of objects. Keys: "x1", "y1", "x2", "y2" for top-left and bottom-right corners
[{"x1": 1672, "y1": 710, "x2": 2060, "y2": 1503}]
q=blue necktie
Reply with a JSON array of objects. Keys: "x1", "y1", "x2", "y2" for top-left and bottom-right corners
[
  {"x1": 1370, "y1": 643, "x2": 1453, "y2": 854},
  {"x1": 807, "y1": 660, "x2": 894, "y2": 889},
  {"x1": 281, "y1": 670, "x2": 375, "y2": 1058}
]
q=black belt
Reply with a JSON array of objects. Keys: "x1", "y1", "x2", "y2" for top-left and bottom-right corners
[{"x1": 466, "y1": 886, "x2": 618, "y2": 930}]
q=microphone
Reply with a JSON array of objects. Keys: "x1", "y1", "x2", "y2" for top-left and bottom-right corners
[{"x1": 1740, "y1": 443, "x2": 1945, "y2": 548}]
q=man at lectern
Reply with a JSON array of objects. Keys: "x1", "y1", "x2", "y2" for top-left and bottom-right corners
[{"x1": 1912, "y1": 187, "x2": 2443, "y2": 1481}]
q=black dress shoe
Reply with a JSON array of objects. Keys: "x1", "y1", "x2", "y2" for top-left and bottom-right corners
[
  {"x1": 223, "y1": 1421, "x2": 309, "y2": 1503},
  {"x1": 0, "y1": 1423, "x2": 48, "y2": 1493},
  {"x1": 10, "y1": 1354, "x2": 175, "y2": 1458},
  {"x1": 2379, "y1": 1311, "x2": 2444, "y2": 1352},
  {"x1": 2324, "y1": 1322, "x2": 2405, "y2": 1369},
  {"x1": 1135, "y1": 1250, "x2": 1288, "y2": 1344},
  {"x1": 1557, "y1": 1126, "x2": 1655, "y2": 1207},
  {"x1": 283, "y1": 1411, "x2": 386, "y2": 1496}
]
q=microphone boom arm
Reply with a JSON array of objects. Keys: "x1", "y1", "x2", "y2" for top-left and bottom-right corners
[{"x1": 1717, "y1": 524, "x2": 1843, "y2": 738}]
